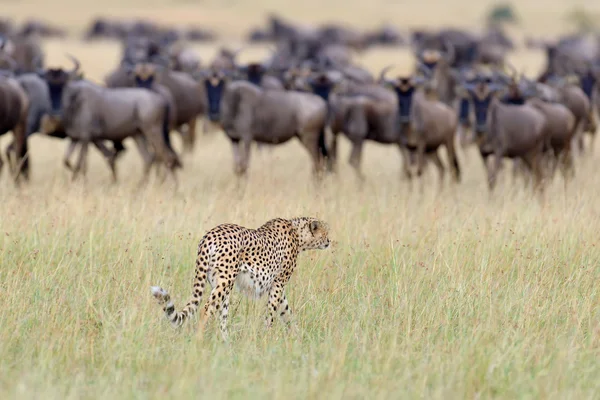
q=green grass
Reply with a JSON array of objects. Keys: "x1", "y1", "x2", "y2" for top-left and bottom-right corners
[{"x1": 1, "y1": 0, "x2": 600, "y2": 398}]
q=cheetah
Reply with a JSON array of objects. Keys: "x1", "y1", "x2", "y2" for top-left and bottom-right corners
[{"x1": 150, "y1": 216, "x2": 330, "y2": 340}]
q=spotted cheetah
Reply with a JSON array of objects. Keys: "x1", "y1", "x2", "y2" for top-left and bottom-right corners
[{"x1": 151, "y1": 216, "x2": 330, "y2": 340}]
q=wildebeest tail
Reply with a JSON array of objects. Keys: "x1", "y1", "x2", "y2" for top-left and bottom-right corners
[
  {"x1": 318, "y1": 126, "x2": 329, "y2": 159},
  {"x1": 162, "y1": 102, "x2": 173, "y2": 152}
]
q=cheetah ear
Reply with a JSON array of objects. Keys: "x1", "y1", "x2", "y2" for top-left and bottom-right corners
[{"x1": 309, "y1": 220, "x2": 320, "y2": 233}]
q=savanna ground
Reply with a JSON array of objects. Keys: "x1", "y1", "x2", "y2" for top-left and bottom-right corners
[{"x1": 1, "y1": 0, "x2": 600, "y2": 398}]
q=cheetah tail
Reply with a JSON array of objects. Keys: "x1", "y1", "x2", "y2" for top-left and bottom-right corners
[{"x1": 150, "y1": 255, "x2": 209, "y2": 327}]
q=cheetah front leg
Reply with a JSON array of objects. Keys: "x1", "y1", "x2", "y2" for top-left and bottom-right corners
[
  {"x1": 266, "y1": 280, "x2": 295, "y2": 331},
  {"x1": 219, "y1": 295, "x2": 230, "y2": 341},
  {"x1": 277, "y1": 292, "x2": 293, "y2": 329}
]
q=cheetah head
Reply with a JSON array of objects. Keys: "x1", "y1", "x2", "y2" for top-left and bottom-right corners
[{"x1": 293, "y1": 217, "x2": 331, "y2": 251}]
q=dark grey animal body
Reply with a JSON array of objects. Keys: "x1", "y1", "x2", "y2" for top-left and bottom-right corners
[
  {"x1": 203, "y1": 77, "x2": 328, "y2": 178},
  {"x1": 105, "y1": 64, "x2": 206, "y2": 153},
  {"x1": 0, "y1": 75, "x2": 28, "y2": 182},
  {"x1": 461, "y1": 82, "x2": 547, "y2": 192},
  {"x1": 44, "y1": 77, "x2": 181, "y2": 183}
]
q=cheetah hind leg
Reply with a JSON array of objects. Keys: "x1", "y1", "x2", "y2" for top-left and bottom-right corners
[{"x1": 198, "y1": 279, "x2": 236, "y2": 342}]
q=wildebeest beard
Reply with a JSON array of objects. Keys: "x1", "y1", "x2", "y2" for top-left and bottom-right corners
[
  {"x1": 135, "y1": 75, "x2": 154, "y2": 89},
  {"x1": 310, "y1": 81, "x2": 333, "y2": 101},
  {"x1": 579, "y1": 72, "x2": 596, "y2": 100},
  {"x1": 204, "y1": 79, "x2": 226, "y2": 122},
  {"x1": 458, "y1": 97, "x2": 470, "y2": 124},
  {"x1": 471, "y1": 94, "x2": 493, "y2": 134},
  {"x1": 246, "y1": 66, "x2": 264, "y2": 86},
  {"x1": 394, "y1": 85, "x2": 415, "y2": 124},
  {"x1": 44, "y1": 69, "x2": 71, "y2": 116}
]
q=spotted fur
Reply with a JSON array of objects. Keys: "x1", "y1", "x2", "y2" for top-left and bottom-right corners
[{"x1": 151, "y1": 217, "x2": 330, "y2": 340}]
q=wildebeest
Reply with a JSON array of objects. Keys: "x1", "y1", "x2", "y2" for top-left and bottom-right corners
[
  {"x1": 537, "y1": 74, "x2": 591, "y2": 155},
  {"x1": 381, "y1": 66, "x2": 461, "y2": 185},
  {"x1": 235, "y1": 60, "x2": 284, "y2": 90},
  {"x1": 201, "y1": 70, "x2": 329, "y2": 179},
  {"x1": 0, "y1": 65, "x2": 29, "y2": 183},
  {"x1": 459, "y1": 75, "x2": 547, "y2": 192},
  {"x1": 284, "y1": 67, "x2": 448, "y2": 184},
  {"x1": 524, "y1": 86, "x2": 577, "y2": 183},
  {"x1": 0, "y1": 34, "x2": 44, "y2": 73},
  {"x1": 105, "y1": 60, "x2": 207, "y2": 153},
  {"x1": 284, "y1": 69, "x2": 403, "y2": 180},
  {"x1": 41, "y1": 57, "x2": 181, "y2": 183},
  {"x1": 413, "y1": 43, "x2": 457, "y2": 106}
]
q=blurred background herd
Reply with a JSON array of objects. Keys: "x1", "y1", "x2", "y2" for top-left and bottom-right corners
[{"x1": 0, "y1": 0, "x2": 599, "y2": 192}]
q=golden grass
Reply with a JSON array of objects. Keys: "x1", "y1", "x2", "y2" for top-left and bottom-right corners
[{"x1": 1, "y1": 1, "x2": 600, "y2": 398}]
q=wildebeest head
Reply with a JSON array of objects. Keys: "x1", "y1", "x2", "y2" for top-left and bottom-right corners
[
  {"x1": 380, "y1": 65, "x2": 427, "y2": 123},
  {"x1": 415, "y1": 39, "x2": 455, "y2": 74},
  {"x1": 459, "y1": 75, "x2": 503, "y2": 135},
  {"x1": 201, "y1": 69, "x2": 228, "y2": 122},
  {"x1": 576, "y1": 64, "x2": 600, "y2": 100},
  {"x1": 453, "y1": 69, "x2": 477, "y2": 125},
  {"x1": 41, "y1": 54, "x2": 81, "y2": 117},
  {"x1": 130, "y1": 62, "x2": 163, "y2": 89},
  {"x1": 305, "y1": 71, "x2": 343, "y2": 101},
  {"x1": 240, "y1": 62, "x2": 266, "y2": 85},
  {"x1": 308, "y1": 74, "x2": 335, "y2": 101}
]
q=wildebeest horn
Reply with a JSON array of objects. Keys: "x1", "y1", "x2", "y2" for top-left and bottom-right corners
[
  {"x1": 378, "y1": 64, "x2": 395, "y2": 82},
  {"x1": 65, "y1": 53, "x2": 81, "y2": 76}
]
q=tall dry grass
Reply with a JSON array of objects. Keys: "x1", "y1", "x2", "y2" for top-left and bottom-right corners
[{"x1": 1, "y1": 1, "x2": 600, "y2": 398}]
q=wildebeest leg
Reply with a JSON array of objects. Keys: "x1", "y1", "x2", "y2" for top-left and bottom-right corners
[
  {"x1": 522, "y1": 152, "x2": 544, "y2": 196},
  {"x1": 348, "y1": 141, "x2": 365, "y2": 182},
  {"x1": 545, "y1": 148, "x2": 560, "y2": 181},
  {"x1": 559, "y1": 144, "x2": 575, "y2": 190},
  {"x1": 445, "y1": 139, "x2": 460, "y2": 183},
  {"x1": 327, "y1": 132, "x2": 339, "y2": 173},
  {"x1": 415, "y1": 140, "x2": 426, "y2": 178},
  {"x1": 487, "y1": 153, "x2": 503, "y2": 192},
  {"x1": 8, "y1": 119, "x2": 29, "y2": 183},
  {"x1": 396, "y1": 144, "x2": 412, "y2": 181},
  {"x1": 457, "y1": 123, "x2": 472, "y2": 150},
  {"x1": 238, "y1": 139, "x2": 252, "y2": 176},
  {"x1": 584, "y1": 112, "x2": 597, "y2": 152},
  {"x1": 63, "y1": 140, "x2": 78, "y2": 171},
  {"x1": 92, "y1": 140, "x2": 119, "y2": 183},
  {"x1": 230, "y1": 138, "x2": 243, "y2": 175},
  {"x1": 429, "y1": 151, "x2": 445, "y2": 192},
  {"x1": 571, "y1": 119, "x2": 585, "y2": 156},
  {"x1": 132, "y1": 135, "x2": 155, "y2": 184},
  {"x1": 298, "y1": 134, "x2": 325, "y2": 181},
  {"x1": 182, "y1": 118, "x2": 197, "y2": 153},
  {"x1": 72, "y1": 140, "x2": 89, "y2": 181}
]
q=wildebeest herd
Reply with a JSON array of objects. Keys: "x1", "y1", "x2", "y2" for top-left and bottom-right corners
[{"x1": 0, "y1": 13, "x2": 598, "y2": 194}]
